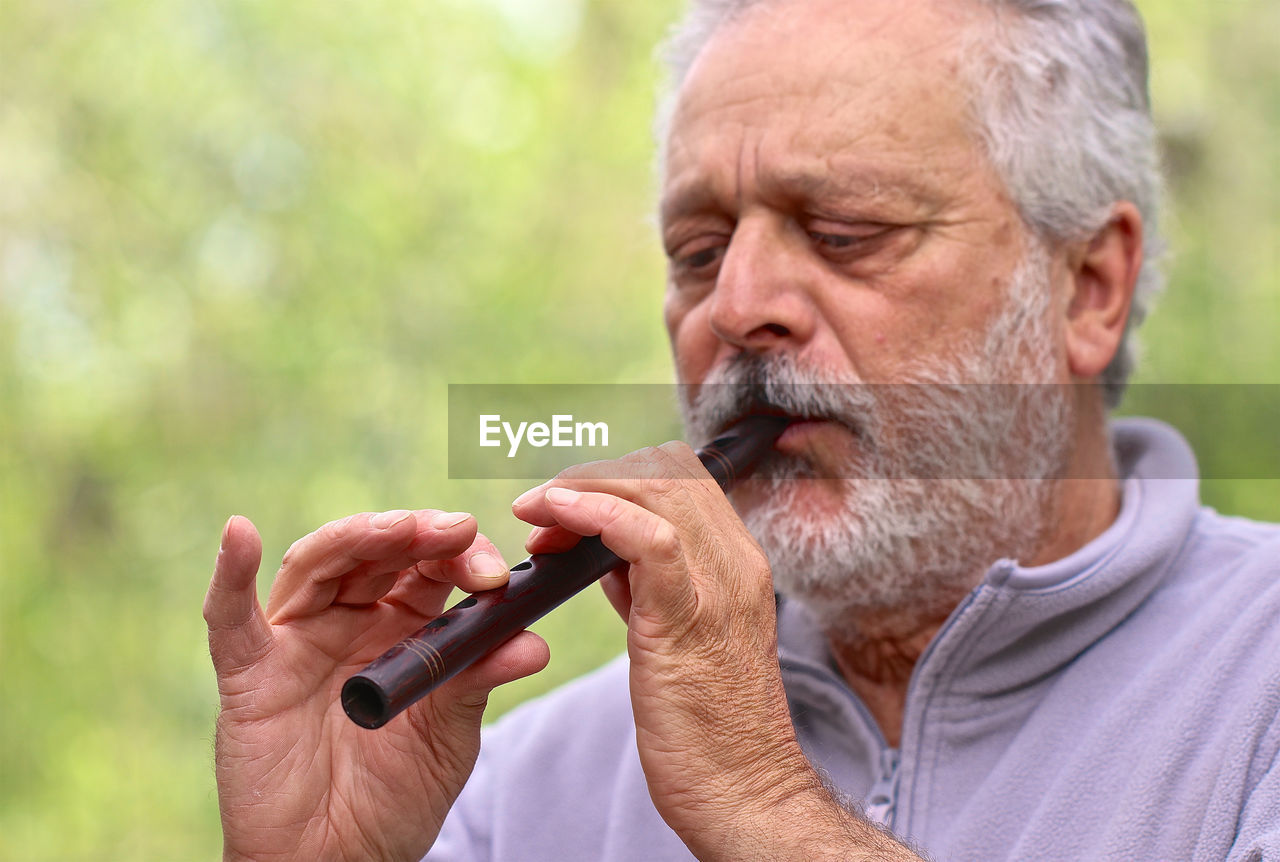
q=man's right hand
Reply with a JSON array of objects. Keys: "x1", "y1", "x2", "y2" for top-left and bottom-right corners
[{"x1": 204, "y1": 511, "x2": 549, "y2": 862}]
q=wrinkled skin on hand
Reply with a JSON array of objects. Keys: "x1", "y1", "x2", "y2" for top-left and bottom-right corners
[
  {"x1": 205, "y1": 510, "x2": 548, "y2": 862},
  {"x1": 514, "y1": 443, "x2": 888, "y2": 861}
]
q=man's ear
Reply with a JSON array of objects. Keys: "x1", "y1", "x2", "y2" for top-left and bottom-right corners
[{"x1": 1064, "y1": 201, "x2": 1143, "y2": 379}]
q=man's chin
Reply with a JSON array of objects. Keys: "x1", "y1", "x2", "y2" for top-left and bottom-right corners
[{"x1": 732, "y1": 475, "x2": 858, "y2": 525}]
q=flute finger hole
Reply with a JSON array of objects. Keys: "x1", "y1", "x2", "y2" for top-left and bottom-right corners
[{"x1": 511, "y1": 561, "x2": 533, "y2": 572}]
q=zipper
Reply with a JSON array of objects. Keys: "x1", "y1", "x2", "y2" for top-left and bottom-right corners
[
  {"x1": 864, "y1": 747, "x2": 901, "y2": 826},
  {"x1": 777, "y1": 578, "x2": 998, "y2": 836},
  {"x1": 890, "y1": 583, "x2": 995, "y2": 835}
]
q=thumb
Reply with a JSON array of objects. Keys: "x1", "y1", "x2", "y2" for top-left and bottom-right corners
[{"x1": 205, "y1": 515, "x2": 275, "y2": 678}]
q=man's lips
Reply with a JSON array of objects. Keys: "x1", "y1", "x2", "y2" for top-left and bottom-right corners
[
  {"x1": 717, "y1": 413, "x2": 856, "y2": 453},
  {"x1": 776, "y1": 417, "x2": 846, "y2": 454}
]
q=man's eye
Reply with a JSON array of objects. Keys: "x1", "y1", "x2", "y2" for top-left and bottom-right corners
[
  {"x1": 672, "y1": 243, "x2": 725, "y2": 274},
  {"x1": 810, "y1": 232, "x2": 858, "y2": 249},
  {"x1": 685, "y1": 247, "x2": 721, "y2": 268},
  {"x1": 808, "y1": 227, "x2": 892, "y2": 251}
]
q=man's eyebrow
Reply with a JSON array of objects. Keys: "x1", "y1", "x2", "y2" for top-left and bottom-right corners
[
  {"x1": 660, "y1": 166, "x2": 939, "y2": 226},
  {"x1": 659, "y1": 182, "x2": 720, "y2": 228},
  {"x1": 766, "y1": 166, "x2": 941, "y2": 208}
]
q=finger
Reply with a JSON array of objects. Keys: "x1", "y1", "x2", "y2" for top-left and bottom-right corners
[
  {"x1": 204, "y1": 515, "x2": 274, "y2": 674},
  {"x1": 409, "y1": 528, "x2": 512, "y2": 594},
  {"x1": 331, "y1": 570, "x2": 402, "y2": 607},
  {"x1": 393, "y1": 631, "x2": 550, "y2": 764},
  {"x1": 542, "y1": 488, "x2": 696, "y2": 616},
  {"x1": 421, "y1": 630, "x2": 551, "y2": 719},
  {"x1": 406, "y1": 510, "x2": 483, "y2": 560},
  {"x1": 377, "y1": 567, "x2": 459, "y2": 620},
  {"x1": 599, "y1": 568, "x2": 633, "y2": 622},
  {"x1": 511, "y1": 481, "x2": 561, "y2": 528},
  {"x1": 279, "y1": 510, "x2": 478, "y2": 596},
  {"x1": 512, "y1": 444, "x2": 708, "y2": 529},
  {"x1": 267, "y1": 510, "x2": 478, "y2": 620},
  {"x1": 334, "y1": 521, "x2": 513, "y2": 607},
  {"x1": 510, "y1": 444, "x2": 697, "y2": 513},
  {"x1": 523, "y1": 524, "x2": 584, "y2": 555},
  {"x1": 376, "y1": 531, "x2": 513, "y2": 619},
  {"x1": 520, "y1": 440, "x2": 700, "y2": 489}
]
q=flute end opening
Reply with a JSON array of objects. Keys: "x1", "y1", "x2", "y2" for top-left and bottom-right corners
[{"x1": 342, "y1": 676, "x2": 391, "y2": 729}]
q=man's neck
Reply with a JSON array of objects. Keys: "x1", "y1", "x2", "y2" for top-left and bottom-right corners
[
  {"x1": 825, "y1": 411, "x2": 1123, "y2": 747},
  {"x1": 827, "y1": 608, "x2": 953, "y2": 748}
]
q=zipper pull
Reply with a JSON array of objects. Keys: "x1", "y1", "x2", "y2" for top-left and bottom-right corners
[{"x1": 863, "y1": 748, "x2": 901, "y2": 826}]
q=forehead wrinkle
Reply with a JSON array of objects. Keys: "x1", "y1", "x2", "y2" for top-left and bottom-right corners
[
  {"x1": 745, "y1": 132, "x2": 766, "y2": 212},
  {"x1": 660, "y1": 73, "x2": 780, "y2": 215},
  {"x1": 762, "y1": 163, "x2": 946, "y2": 212},
  {"x1": 675, "y1": 65, "x2": 798, "y2": 136}
]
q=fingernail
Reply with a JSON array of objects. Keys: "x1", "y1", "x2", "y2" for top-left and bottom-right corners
[
  {"x1": 468, "y1": 552, "x2": 508, "y2": 581},
  {"x1": 545, "y1": 487, "x2": 580, "y2": 506},
  {"x1": 430, "y1": 511, "x2": 472, "y2": 530},
  {"x1": 220, "y1": 516, "x2": 234, "y2": 552},
  {"x1": 372, "y1": 509, "x2": 412, "y2": 529},
  {"x1": 512, "y1": 485, "x2": 543, "y2": 509}
]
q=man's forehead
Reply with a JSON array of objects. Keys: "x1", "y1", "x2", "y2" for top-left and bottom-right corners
[{"x1": 657, "y1": 0, "x2": 987, "y2": 214}]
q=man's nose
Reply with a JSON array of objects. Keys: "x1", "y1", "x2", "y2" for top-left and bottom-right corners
[{"x1": 708, "y1": 219, "x2": 815, "y2": 353}]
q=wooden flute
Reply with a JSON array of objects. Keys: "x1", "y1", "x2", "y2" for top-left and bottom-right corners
[{"x1": 341, "y1": 414, "x2": 790, "y2": 729}]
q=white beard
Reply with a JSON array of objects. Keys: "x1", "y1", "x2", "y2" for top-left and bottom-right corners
[{"x1": 679, "y1": 242, "x2": 1074, "y2": 637}]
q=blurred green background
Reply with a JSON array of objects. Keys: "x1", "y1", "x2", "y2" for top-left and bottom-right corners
[{"x1": 0, "y1": 0, "x2": 1275, "y2": 858}]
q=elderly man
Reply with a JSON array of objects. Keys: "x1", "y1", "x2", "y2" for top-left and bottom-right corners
[{"x1": 205, "y1": 0, "x2": 1280, "y2": 859}]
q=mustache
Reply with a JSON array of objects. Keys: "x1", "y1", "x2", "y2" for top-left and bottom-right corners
[{"x1": 680, "y1": 354, "x2": 875, "y2": 446}]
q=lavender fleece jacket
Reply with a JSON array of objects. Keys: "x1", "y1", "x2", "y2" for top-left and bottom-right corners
[{"x1": 428, "y1": 419, "x2": 1280, "y2": 861}]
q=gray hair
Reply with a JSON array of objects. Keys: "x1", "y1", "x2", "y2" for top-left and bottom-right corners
[{"x1": 656, "y1": 0, "x2": 1165, "y2": 408}]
